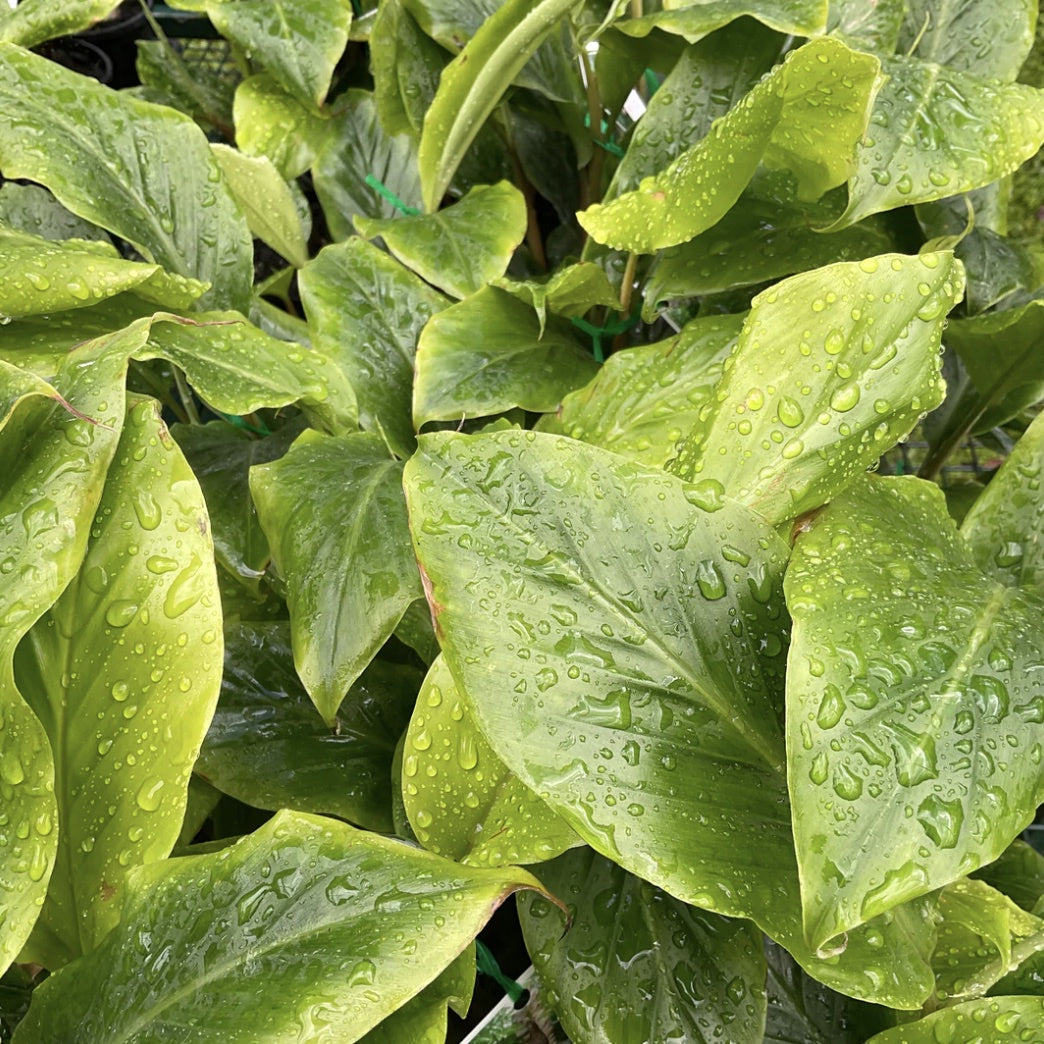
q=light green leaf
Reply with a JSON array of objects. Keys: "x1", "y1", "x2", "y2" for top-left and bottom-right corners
[
  {"x1": 0, "y1": 227, "x2": 206, "y2": 320},
  {"x1": 197, "y1": 623, "x2": 419, "y2": 832},
  {"x1": 412, "y1": 286, "x2": 598, "y2": 426},
  {"x1": 0, "y1": 43, "x2": 253, "y2": 312},
  {"x1": 250, "y1": 431, "x2": 422, "y2": 724},
  {"x1": 826, "y1": 0, "x2": 906, "y2": 54},
  {"x1": 0, "y1": 183, "x2": 109, "y2": 242},
  {"x1": 520, "y1": 847, "x2": 767, "y2": 1044},
  {"x1": 15, "y1": 396, "x2": 222, "y2": 967},
  {"x1": 417, "y1": 0, "x2": 585, "y2": 212},
  {"x1": 972, "y1": 840, "x2": 1044, "y2": 913},
  {"x1": 578, "y1": 38, "x2": 882, "y2": 253},
  {"x1": 866, "y1": 997, "x2": 1044, "y2": 1043},
  {"x1": 0, "y1": 331, "x2": 136, "y2": 974},
  {"x1": 205, "y1": 0, "x2": 352, "y2": 107},
  {"x1": 313, "y1": 90, "x2": 422, "y2": 240},
  {"x1": 403, "y1": 657, "x2": 579, "y2": 867},
  {"x1": 233, "y1": 74, "x2": 332, "y2": 179},
  {"x1": 299, "y1": 237, "x2": 448, "y2": 457},
  {"x1": 785, "y1": 476, "x2": 1044, "y2": 949},
  {"x1": 0, "y1": 0, "x2": 121, "y2": 47},
  {"x1": 492, "y1": 262, "x2": 620, "y2": 335},
  {"x1": 668, "y1": 252, "x2": 963, "y2": 526},
  {"x1": 961, "y1": 410, "x2": 1044, "y2": 594},
  {"x1": 832, "y1": 57, "x2": 1044, "y2": 229},
  {"x1": 898, "y1": 0, "x2": 1037, "y2": 82},
  {"x1": 540, "y1": 313, "x2": 743, "y2": 469},
  {"x1": 210, "y1": 145, "x2": 310, "y2": 269},
  {"x1": 616, "y1": 0, "x2": 828, "y2": 42},
  {"x1": 12, "y1": 810, "x2": 546, "y2": 1043},
  {"x1": 355, "y1": 181, "x2": 526, "y2": 300}
]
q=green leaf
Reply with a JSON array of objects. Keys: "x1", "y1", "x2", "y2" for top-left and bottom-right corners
[
  {"x1": 205, "y1": 0, "x2": 352, "y2": 107},
  {"x1": 355, "y1": 181, "x2": 526, "y2": 300},
  {"x1": 972, "y1": 840, "x2": 1044, "y2": 913},
  {"x1": 578, "y1": 38, "x2": 881, "y2": 253},
  {"x1": 961, "y1": 410, "x2": 1044, "y2": 594},
  {"x1": 898, "y1": 0, "x2": 1037, "y2": 82},
  {"x1": 0, "y1": 183, "x2": 109, "y2": 242},
  {"x1": 299, "y1": 237, "x2": 449, "y2": 458},
  {"x1": 615, "y1": 0, "x2": 828, "y2": 42},
  {"x1": 412, "y1": 286, "x2": 599, "y2": 426},
  {"x1": 417, "y1": 0, "x2": 585, "y2": 212},
  {"x1": 492, "y1": 262, "x2": 621, "y2": 335},
  {"x1": 197, "y1": 623, "x2": 419, "y2": 832},
  {"x1": 832, "y1": 57, "x2": 1044, "y2": 229},
  {"x1": 234, "y1": 74, "x2": 332, "y2": 179},
  {"x1": 539, "y1": 313, "x2": 743, "y2": 469},
  {"x1": 0, "y1": 331, "x2": 136, "y2": 974},
  {"x1": 866, "y1": 997, "x2": 1044, "y2": 1043},
  {"x1": 210, "y1": 145, "x2": 311, "y2": 269},
  {"x1": 519, "y1": 848, "x2": 767, "y2": 1044},
  {"x1": 12, "y1": 810, "x2": 546, "y2": 1042},
  {"x1": 14, "y1": 396, "x2": 222, "y2": 966},
  {"x1": 403, "y1": 656, "x2": 579, "y2": 866},
  {"x1": 0, "y1": 227, "x2": 207, "y2": 320},
  {"x1": 250, "y1": 431, "x2": 422, "y2": 724},
  {"x1": 785, "y1": 476, "x2": 1044, "y2": 949},
  {"x1": 0, "y1": 0, "x2": 121, "y2": 47},
  {"x1": 826, "y1": 0, "x2": 906, "y2": 54},
  {"x1": 313, "y1": 90, "x2": 422, "y2": 240},
  {"x1": 0, "y1": 43, "x2": 253, "y2": 312},
  {"x1": 668, "y1": 252, "x2": 963, "y2": 526}
]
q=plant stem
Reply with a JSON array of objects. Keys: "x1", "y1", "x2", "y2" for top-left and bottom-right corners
[
  {"x1": 617, "y1": 251, "x2": 638, "y2": 316},
  {"x1": 174, "y1": 367, "x2": 202, "y2": 426},
  {"x1": 507, "y1": 146, "x2": 547, "y2": 272}
]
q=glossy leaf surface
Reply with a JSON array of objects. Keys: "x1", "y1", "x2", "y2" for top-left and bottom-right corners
[
  {"x1": 519, "y1": 847, "x2": 767, "y2": 1044},
  {"x1": 13, "y1": 810, "x2": 544, "y2": 1043},
  {"x1": 866, "y1": 997, "x2": 1044, "y2": 1043},
  {"x1": 786, "y1": 476, "x2": 1044, "y2": 949},
  {"x1": 972, "y1": 840, "x2": 1044, "y2": 914},
  {"x1": 205, "y1": 0, "x2": 352, "y2": 107},
  {"x1": 197, "y1": 623, "x2": 418, "y2": 832},
  {"x1": 492, "y1": 263, "x2": 620, "y2": 334},
  {"x1": 616, "y1": 0, "x2": 828, "y2": 42},
  {"x1": 413, "y1": 287, "x2": 598, "y2": 427},
  {"x1": 0, "y1": 182, "x2": 108, "y2": 242},
  {"x1": 300, "y1": 237, "x2": 447, "y2": 458},
  {"x1": 0, "y1": 43, "x2": 253, "y2": 312},
  {"x1": 355, "y1": 181, "x2": 526, "y2": 300},
  {"x1": 403, "y1": 657, "x2": 578, "y2": 866},
  {"x1": 250, "y1": 431, "x2": 422, "y2": 724},
  {"x1": 827, "y1": 0, "x2": 905, "y2": 54},
  {"x1": 16, "y1": 397, "x2": 222, "y2": 965},
  {"x1": 0, "y1": 0, "x2": 120, "y2": 47},
  {"x1": 669, "y1": 253, "x2": 962, "y2": 526}
]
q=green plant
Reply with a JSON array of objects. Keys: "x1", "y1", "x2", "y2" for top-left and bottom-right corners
[{"x1": 0, "y1": 0, "x2": 1043, "y2": 1040}]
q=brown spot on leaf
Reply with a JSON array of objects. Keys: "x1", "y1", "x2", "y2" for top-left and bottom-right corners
[{"x1": 418, "y1": 561, "x2": 445, "y2": 639}]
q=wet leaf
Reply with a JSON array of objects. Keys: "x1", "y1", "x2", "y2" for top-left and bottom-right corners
[
  {"x1": 972, "y1": 840, "x2": 1044, "y2": 913},
  {"x1": 12, "y1": 810, "x2": 545, "y2": 1043},
  {"x1": 578, "y1": 38, "x2": 881, "y2": 253},
  {"x1": 403, "y1": 657, "x2": 579, "y2": 867},
  {"x1": 197, "y1": 623, "x2": 419, "y2": 832},
  {"x1": 538, "y1": 313, "x2": 743, "y2": 469},
  {"x1": 300, "y1": 236, "x2": 448, "y2": 458},
  {"x1": 0, "y1": 0, "x2": 120, "y2": 48},
  {"x1": 615, "y1": 0, "x2": 828, "y2": 42},
  {"x1": 865, "y1": 996, "x2": 1044, "y2": 1043},
  {"x1": 668, "y1": 252, "x2": 963, "y2": 526},
  {"x1": 786, "y1": 475, "x2": 1044, "y2": 950},
  {"x1": 0, "y1": 43, "x2": 253, "y2": 312},
  {"x1": 355, "y1": 181, "x2": 526, "y2": 300},
  {"x1": 205, "y1": 0, "x2": 352, "y2": 107},
  {"x1": 412, "y1": 287, "x2": 599, "y2": 427},
  {"x1": 826, "y1": 0, "x2": 905, "y2": 54},
  {"x1": 250, "y1": 431, "x2": 422, "y2": 724},
  {"x1": 15, "y1": 396, "x2": 222, "y2": 967},
  {"x1": 0, "y1": 182, "x2": 109, "y2": 242},
  {"x1": 492, "y1": 263, "x2": 620, "y2": 335}
]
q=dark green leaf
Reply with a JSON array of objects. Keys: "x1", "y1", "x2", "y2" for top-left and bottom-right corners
[
  {"x1": 493, "y1": 263, "x2": 620, "y2": 334},
  {"x1": 972, "y1": 840, "x2": 1044, "y2": 914},
  {"x1": 0, "y1": 182, "x2": 108, "y2": 242}
]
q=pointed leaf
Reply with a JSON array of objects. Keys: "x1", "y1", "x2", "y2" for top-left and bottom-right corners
[
  {"x1": 412, "y1": 286, "x2": 598, "y2": 426},
  {"x1": 866, "y1": 997, "x2": 1044, "y2": 1043},
  {"x1": 403, "y1": 657, "x2": 579, "y2": 866},
  {"x1": 519, "y1": 848, "x2": 767, "y2": 1044},
  {"x1": 197, "y1": 623, "x2": 419, "y2": 832},
  {"x1": 15, "y1": 397, "x2": 222, "y2": 966},
  {"x1": 205, "y1": 0, "x2": 352, "y2": 107},
  {"x1": 355, "y1": 181, "x2": 526, "y2": 300},
  {"x1": 578, "y1": 38, "x2": 881, "y2": 253},
  {"x1": 832, "y1": 57, "x2": 1044, "y2": 229},
  {"x1": 300, "y1": 237, "x2": 448, "y2": 457},
  {"x1": 0, "y1": 0, "x2": 121, "y2": 47},
  {"x1": 0, "y1": 182, "x2": 108, "y2": 243},
  {"x1": 616, "y1": 0, "x2": 828, "y2": 42},
  {"x1": 668, "y1": 252, "x2": 963, "y2": 526},
  {"x1": 250, "y1": 431, "x2": 422, "y2": 724},
  {"x1": 972, "y1": 840, "x2": 1044, "y2": 913},
  {"x1": 492, "y1": 262, "x2": 620, "y2": 334},
  {"x1": 0, "y1": 43, "x2": 253, "y2": 312},
  {"x1": 785, "y1": 476, "x2": 1044, "y2": 949},
  {"x1": 12, "y1": 810, "x2": 546, "y2": 1043}
]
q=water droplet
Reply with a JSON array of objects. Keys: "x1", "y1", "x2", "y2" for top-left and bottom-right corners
[
  {"x1": 696, "y1": 560, "x2": 726, "y2": 600},
  {"x1": 816, "y1": 685, "x2": 845, "y2": 729},
  {"x1": 916, "y1": 794, "x2": 963, "y2": 849},
  {"x1": 105, "y1": 600, "x2": 139, "y2": 628},
  {"x1": 830, "y1": 384, "x2": 860, "y2": 412},
  {"x1": 135, "y1": 779, "x2": 164, "y2": 812},
  {"x1": 778, "y1": 396, "x2": 804, "y2": 428}
]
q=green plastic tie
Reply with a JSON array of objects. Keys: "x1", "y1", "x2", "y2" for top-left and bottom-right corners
[
  {"x1": 643, "y1": 68, "x2": 662, "y2": 97},
  {"x1": 364, "y1": 174, "x2": 420, "y2": 216},
  {"x1": 581, "y1": 113, "x2": 626, "y2": 158},
  {"x1": 219, "y1": 411, "x2": 271, "y2": 437},
  {"x1": 476, "y1": 940, "x2": 526, "y2": 1006},
  {"x1": 571, "y1": 304, "x2": 641, "y2": 363}
]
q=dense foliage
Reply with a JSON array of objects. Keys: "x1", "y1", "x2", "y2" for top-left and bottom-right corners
[{"x1": 0, "y1": 0, "x2": 1043, "y2": 1040}]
